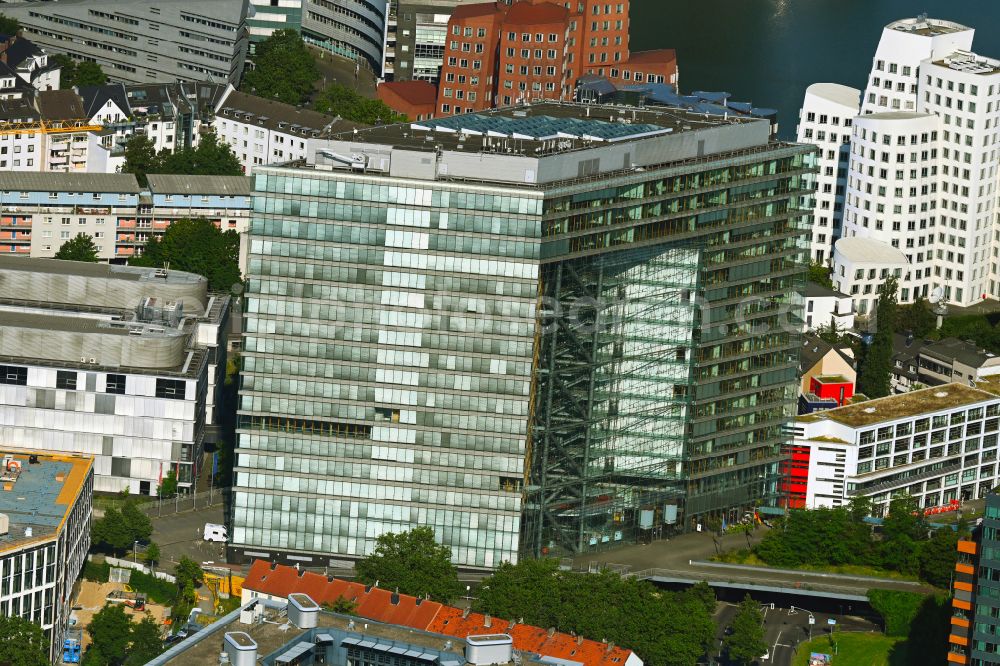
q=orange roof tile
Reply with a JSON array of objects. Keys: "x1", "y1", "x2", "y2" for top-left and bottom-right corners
[
  {"x1": 243, "y1": 561, "x2": 639, "y2": 666},
  {"x1": 503, "y1": 1, "x2": 568, "y2": 26},
  {"x1": 625, "y1": 49, "x2": 678, "y2": 66},
  {"x1": 452, "y1": 1, "x2": 503, "y2": 20}
]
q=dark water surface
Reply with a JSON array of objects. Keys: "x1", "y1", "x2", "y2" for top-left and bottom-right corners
[{"x1": 630, "y1": 0, "x2": 1000, "y2": 136}]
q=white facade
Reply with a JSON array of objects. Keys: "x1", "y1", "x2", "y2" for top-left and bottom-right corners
[
  {"x1": 800, "y1": 17, "x2": 1000, "y2": 308},
  {"x1": 803, "y1": 284, "x2": 855, "y2": 333},
  {"x1": 792, "y1": 383, "x2": 1000, "y2": 515},
  {"x1": 832, "y1": 237, "x2": 908, "y2": 315},
  {"x1": 797, "y1": 83, "x2": 859, "y2": 263}
]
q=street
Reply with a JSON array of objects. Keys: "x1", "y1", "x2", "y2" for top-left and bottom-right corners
[
  {"x1": 151, "y1": 504, "x2": 227, "y2": 568},
  {"x1": 711, "y1": 600, "x2": 878, "y2": 666}
]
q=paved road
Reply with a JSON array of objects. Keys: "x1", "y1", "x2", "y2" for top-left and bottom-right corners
[
  {"x1": 710, "y1": 600, "x2": 878, "y2": 666},
  {"x1": 572, "y1": 528, "x2": 936, "y2": 597},
  {"x1": 151, "y1": 505, "x2": 227, "y2": 568}
]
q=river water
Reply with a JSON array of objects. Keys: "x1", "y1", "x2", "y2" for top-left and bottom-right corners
[{"x1": 630, "y1": 0, "x2": 1000, "y2": 137}]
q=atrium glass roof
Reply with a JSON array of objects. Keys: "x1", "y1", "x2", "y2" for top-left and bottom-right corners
[{"x1": 411, "y1": 113, "x2": 671, "y2": 142}]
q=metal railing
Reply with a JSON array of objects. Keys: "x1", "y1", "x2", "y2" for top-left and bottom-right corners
[{"x1": 141, "y1": 486, "x2": 231, "y2": 517}]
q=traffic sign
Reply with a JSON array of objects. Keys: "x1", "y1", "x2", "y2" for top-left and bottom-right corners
[
  {"x1": 827, "y1": 618, "x2": 837, "y2": 626},
  {"x1": 808, "y1": 615, "x2": 815, "y2": 625}
]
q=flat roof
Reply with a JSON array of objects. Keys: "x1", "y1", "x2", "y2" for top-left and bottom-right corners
[
  {"x1": 146, "y1": 174, "x2": 252, "y2": 196},
  {"x1": 933, "y1": 52, "x2": 1000, "y2": 76},
  {"x1": 0, "y1": 311, "x2": 184, "y2": 339},
  {"x1": 798, "y1": 383, "x2": 998, "y2": 428},
  {"x1": 0, "y1": 172, "x2": 141, "y2": 193},
  {"x1": 0, "y1": 255, "x2": 203, "y2": 285},
  {"x1": 805, "y1": 83, "x2": 861, "y2": 110},
  {"x1": 887, "y1": 17, "x2": 972, "y2": 37},
  {"x1": 0, "y1": 451, "x2": 92, "y2": 553},
  {"x1": 329, "y1": 100, "x2": 755, "y2": 155},
  {"x1": 834, "y1": 237, "x2": 908, "y2": 265}
]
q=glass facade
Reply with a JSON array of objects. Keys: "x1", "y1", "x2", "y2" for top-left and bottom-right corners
[
  {"x1": 234, "y1": 140, "x2": 814, "y2": 567},
  {"x1": 236, "y1": 171, "x2": 542, "y2": 568}
]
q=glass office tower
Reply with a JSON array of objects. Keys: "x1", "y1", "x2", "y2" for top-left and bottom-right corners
[{"x1": 232, "y1": 104, "x2": 815, "y2": 568}]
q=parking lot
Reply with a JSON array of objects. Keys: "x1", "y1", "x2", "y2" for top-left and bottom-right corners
[
  {"x1": 151, "y1": 504, "x2": 228, "y2": 568},
  {"x1": 711, "y1": 600, "x2": 878, "y2": 666}
]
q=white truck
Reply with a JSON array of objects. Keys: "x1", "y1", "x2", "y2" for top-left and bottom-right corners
[{"x1": 203, "y1": 523, "x2": 228, "y2": 542}]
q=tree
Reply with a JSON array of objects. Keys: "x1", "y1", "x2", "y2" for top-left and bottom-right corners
[
  {"x1": 54, "y1": 233, "x2": 100, "y2": 262},
  {"x1": 688, "y1": 581, "x2": 717, "y2": 617},
  {"x1": 314, "y1": 83, "x2": 407, "y2": 124},
  {"x1": 895, "y1": 296, "x2": 937, "y2": 337},
  {"x1": 91, "y1": 507, "x2": 134, "y2": 554},
  {"x1": 86, "y1": 604, "x2": 132, "y2": 665},
  {"x1": 879, "y1": 495, "x2": 926, "y2": 575},
  {"x1": 919, "y1": 528, "x2": 960, "y2": 589},
  {"x1": 120, "y1": 501, "x2": 153, "y2": 543},
  {"x1": 241, "y1": 29, "x2": 319, "y2": 106},
  {"x1": 0, "y1": 615, "x2": 49, "y2": 666},
  {"x1": 807, "y1": 261, "x2": 833, "y2": 289},
  {"x1": 0, "y1": 14, "x2": 19, "y2": 36},
  {"x1": 858, "y1": 276, "x2": 898, "y2": 398},
  {"x1": 174, "y1": 556, "x2": 204, "y2": 591},
  {"x1": 157, "y1": 132, "x2": 243, "y2": 177},
  {"x1": 322, "y1": 595, "x2": 359, "y2": 615},
  {"x1": 74, "y1": 61, "x2": 107, "y2": 87},
  {"x1": 724, "y1": 595, "x2": 767, "y2": 666},
  {"x1": 355, "y1": 527, "x2": 463, "y2": 603},
  {"x1": 130, "y1": 217, "x2": 242, "y2": 291},
  {"x1": 157, "y1": 469, "x2": 178, "y2": 498},
  {"x1": 145, "y1": 542, "x2": 161, "y2": 570},
  {"x1": 121, "y1": 135, "x2": 159, "y2": 188},
  {"x1": 125, "y1": 615, "x2": 163, "y2": 665}
]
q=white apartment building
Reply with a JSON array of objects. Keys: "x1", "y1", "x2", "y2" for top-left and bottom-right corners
[
  {"x1": 831, "y1": 237, "x2": 909, "y2": 315},
  {"x1": 791, "y1": 383, "x2": 1000, "y2": 515},
  {"x1": 0, "y1": 451, "x2": 93, "y2": 663},
  {"x1": 803, "y1": 282, "x2": 855, "y2": 333},
  {"x1": 798, "y1": 17, "x2": 1000, "y2": 309},
  {"x1": 0, "y1": 257, "x2": 230, "y2": 495},
  {"x1": 797, "y1": 83, "x2": 859, "y2": 264},
  {"x1": 212, "y1": 88, "x2": 357, "y2": 174}
]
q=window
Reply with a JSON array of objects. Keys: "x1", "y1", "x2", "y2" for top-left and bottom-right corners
[
  {"x1": 155, "y1": 378, "x2": 186, "y2": 399},
  {"x1": 105, "y1": 374, "x2": 126, "y2": 394},
  {"x1": 56, "y1": 371, "x2": 77, "y2": 390},
  {"x1": 0, "y1": 365, "x2": 26, "y2": 386}
]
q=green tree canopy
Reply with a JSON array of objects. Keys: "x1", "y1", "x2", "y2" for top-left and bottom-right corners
[
  {"x1": 0, "y1": 14, "x2": 20, "y2": 36},
  {"x1": 145, "y1": 541, "x2": 161, "y2": 569},
  {"x1": 919, "y1": 527, "x2": 960, "y2": 589},
  {"x1": 86, "y1": 604, "x2": 132, "y2": 665},
  {"x1": 314, "y1": 83, "x2": 407, "y2": 124},
  {"x1": 91, "y1": 507, "x2": 134, "y2": 554},
  {"x1": 120, "y1": 501, "x2": 153, "y2": 543},
  {"x1": 121, "y1": 135, "x2": 158, "y2": 188},
  {"x1": 241, "y1": 29, "x2": 319, "y2": 106},
  {"x1": 0, "y1": 615, "x2": 49, "y2": 666},
  {"x1": 174, "y1": 556, "x2": 204, "y2": 591},
  {"x1": 54, "y1": 233, "x2": 100, "y2": 262},
  {"x1": 130, "y1": 217, "x2": 241, "y2": 291},
  {"x1": 755, "y1": 505, "x2": 874, "y2": 568},
  {"x1": 54, "y1": 56, "x2": 107, "y2": 90},
  {"x1": 356, "y1": 527, "x2": 463, "y2": 603},
  {"x1": 157, "y1": 469, "x2": 178, "y2": 498},
  {"x1": 858, "y1": 275, "x2": 898, "y2": 398},
  {"x1": 879, "y1": 495, "x2": 926, "y2": 576},
  {"x1": 895, "y1": 296, "x2": 937, "y2": 338},
  {"x1": 157, "y1": 132, "x2": 243, "y2": 177},
  {"x1": 724, "y1": 595, "x2": 767, "y2": 665},
  {"x1": 807, "y1": 261, "x2": 833, "y2": 289},
  {"x1": 125, "y1": 615, "x2": 163, "y2": 665},
  {"x1": 475, "y1": 558, "x2": 715, "y2": 666}
]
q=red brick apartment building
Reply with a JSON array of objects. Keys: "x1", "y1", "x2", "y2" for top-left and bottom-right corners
[{"x1": 380, "y1": 0, "x2": 677, "y2": 119}]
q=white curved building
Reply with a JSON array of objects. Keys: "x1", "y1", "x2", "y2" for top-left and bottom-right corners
[
  {"x1": 800, "y1": 16, "x2": 1000, "y2": 310},
  {"x1": 796, "y1": 83, "x2": 861, "y2": 263},
  {"x1": 832, "y1": 237, "x2": 908, "y2": 316}
]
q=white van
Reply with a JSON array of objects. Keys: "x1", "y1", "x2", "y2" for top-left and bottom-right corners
[{"x1": 203, "y1": 523, "x2": 228, "y2": 542}]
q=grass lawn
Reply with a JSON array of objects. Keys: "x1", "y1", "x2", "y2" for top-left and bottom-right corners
[
  {"x1": 712, "y1": 549, "x2": 920, "y2": 581},
  {"x1": 791, "y1": 633, "x2": 903, "y2": 666}
]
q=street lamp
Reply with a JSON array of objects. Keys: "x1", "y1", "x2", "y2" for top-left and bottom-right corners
[{"x1": 133, "y1": 540, "x2": 139, "y2": 564}]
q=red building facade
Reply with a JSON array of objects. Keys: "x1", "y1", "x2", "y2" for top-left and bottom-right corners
[{"x1": 414, "y1": 0, "x2": 677, "y2": 117}]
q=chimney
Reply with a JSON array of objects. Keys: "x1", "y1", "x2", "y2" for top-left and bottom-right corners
[
  {"x1": 606, "y1": 642, "x2": 615, "y2": 653},
  {"x1": 484, "y1": 614, "x2": 491, "y2": 628},
  {"x1": 391, "y1": 589, "x2": 400, "y2": 605},
  {"x1": 547, "y1": 627, "x2": 555, "y2": 638},
  {"x1": 905, "y1": 330, "x2": 914, "y2": 347},
  {"x1": 462, "y1": 607, "x2": 471, "y2": 619},
  {"x1": 576, "y1": 635, "x2": 584, "y2": 645}
]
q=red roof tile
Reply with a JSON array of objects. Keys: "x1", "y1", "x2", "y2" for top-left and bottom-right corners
[
  {"x1": 243, "y1": 561, "x2": 639, "y2": 666},
  {"x1": 378, "y1": 80, "x2": 439, "y2": 106},
  {"x1": 503, "y1": 0, "x2": 568, "y2": 26},
  {"x1": 624, "y1": 49, "x2": 678, "y2": 66},
  {"x1": 452, "y1": 1, "x2": 503, "y2": 20}
]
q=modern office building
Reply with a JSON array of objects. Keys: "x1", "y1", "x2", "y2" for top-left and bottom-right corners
[
  {"x1": 0, "y1": 257, "x2": 230, "y2": 494},
  {"x1": 797, "y1": 17, "x2": 1000, "y2": 309},
  {"x1": 300, "y1": 0, "x2": 390, "y2": 74},
  {"x1": 0, "y1": 451, "x2": 93, "y2": 663},
  {"x1": 385, "y1": 0, "x2": 465, "y2": 83},
  {"x1": 5, "y1": 0, "x2": 251, "y2": 86},
  {"x1": 0, "y1": 173, "x2": 253, "y2": 269},
  {"x1": 949, "y1": 493, "x2": 1000, "y2": 665},
  {"x1": 233, "y1": 101, "x2": 813, "y2": 568},
  {"x1": 247, "y1": 0, "x2": 304, "y2": 43},
  {"x1": 789, "y1": 382, "x2": 1000, "y2": 513}
]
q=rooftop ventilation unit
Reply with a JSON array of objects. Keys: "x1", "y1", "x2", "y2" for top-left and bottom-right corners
[
  {"x1": 465, "y1": 635, "x2": 514, "y2": 665},
  {"x1": 223, "y1": 632, "x2": 257, "y2": 666},
  {"x1": 287, "y1": 593, "x2": 319, "y2": 628}
]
